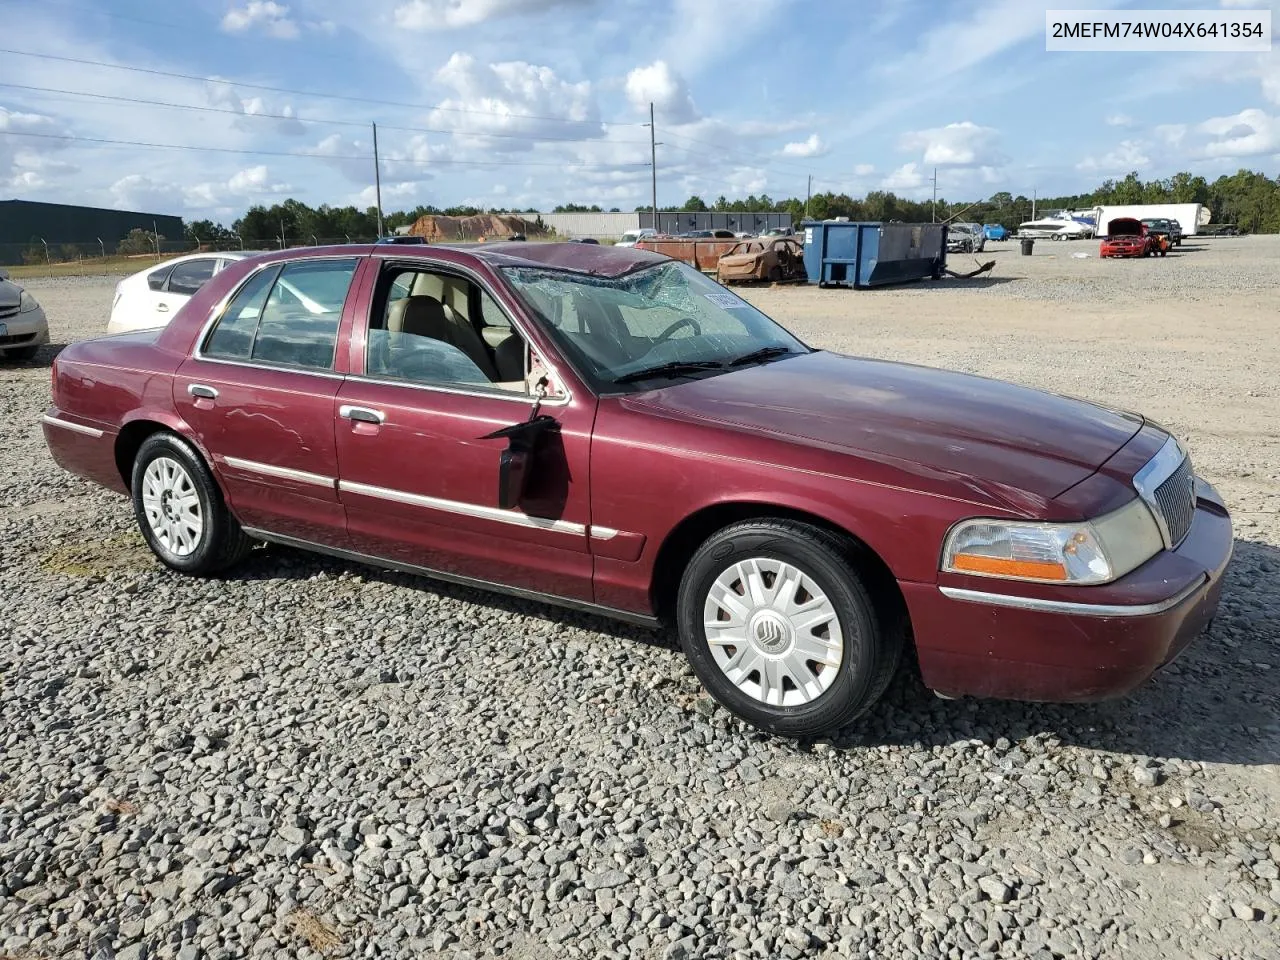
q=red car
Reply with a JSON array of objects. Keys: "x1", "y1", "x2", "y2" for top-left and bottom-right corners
[
  {"x1": 42, "y1": 243, "x2": 1232, "y2": 736},
  {"x1": 1100, "y1": 217, "x2": 1155, "y2": 258}
]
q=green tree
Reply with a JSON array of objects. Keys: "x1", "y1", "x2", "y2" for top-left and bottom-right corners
[{"x1": 682, "y1": 195, "x2": 708, "y2": 211}]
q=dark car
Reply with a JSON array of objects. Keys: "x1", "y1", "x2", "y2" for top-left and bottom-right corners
[
  {"x1": 1140, "y1": 219, "x2": 1175, "y2": 256},
  {"x1": 1167, "y1": 220, "x2": 1184, "y2": 246},
  {"x1": 375, "y1": 236, "x2": 428, "y2": 245},
  {"x1": 41, "y1": 242, "x2": 1231, "y2": 737}
]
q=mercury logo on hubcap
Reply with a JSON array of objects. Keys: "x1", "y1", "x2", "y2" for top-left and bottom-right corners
[{"x1": 751, "y1": 610, "x2": 793, "y2": 654}]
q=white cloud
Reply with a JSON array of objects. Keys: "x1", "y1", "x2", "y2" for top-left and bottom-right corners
[
  {"x1": 781, "y1": 134, "x2": 827, "y2": 158},
  {"x1": 1105, "y1": 114, "x2": 1134, "y2": 127},
  {"x1": 1260, "y1": 55, "x2": 1280, "y2": 105},
  {"x1": 356, "y1": 181, "x2": 420, "y2": 207},
  {"x1": 881, "y1": 162, "x2": 925, "y2": 190},
  {"x1": 1198, "y1": 108, "x2": 1279, "y2": 158},
  {"x1": 184, "y1": 166, "x2": 295, "y2": 210},
  {"x1": 1076, "y1": 140, "x2": 1151, "y2": 172},
  {"x1": 428, "y1": 53, "x2": 602, "y2": 148},
  {"x1": 1155, "y1": 123, "x2": 1188, "y2": 146},
  {"x1": 110, "y1": 175, "x2": 186, "y2": 215},
  {"x1": 221, "y1": 1, "x2": 299, "y2": 39},
  {"x1": 625, "y1": 61, "x2": 699, "y2": 124},
  {"x1": 853, "y1": 163, "x2": 875, "y2": 176},
  {"x1": 393, "y1": 0, "x2": 591, "y2": 29},
  {"x1": 0, "y1": 106, "x2": 75, "y2": 191},
  {"x1": 900, "y1": 121, "x2": 1004, "y2": 167}
]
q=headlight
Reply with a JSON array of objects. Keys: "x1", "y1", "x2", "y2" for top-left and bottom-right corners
[
  {"x1": 942, "y1": 497, "x2": 1164, "y2": 585},
  {"x1": 19, "y1": 291, "x2": 39, "y2": 313}
]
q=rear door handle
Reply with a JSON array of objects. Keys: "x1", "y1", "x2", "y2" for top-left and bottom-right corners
[
  {"x1": 188, "y1": 384, "x2": 218, "y2": 400},
  {"x1": 339, "y1": 405, "x2": 385, "y2": 424},
  {"x1": 157, "y1": 303, "x2": 169, "y2": 313}
]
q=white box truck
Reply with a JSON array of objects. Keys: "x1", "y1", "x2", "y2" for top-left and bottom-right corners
[{"x1": 1092, "y1": 203, "x2": 1208, "y2": 241}]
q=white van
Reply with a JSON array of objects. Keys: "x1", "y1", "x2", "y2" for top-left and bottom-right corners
[{"x1": 615, "y1": 228, "x2": 658, "y2": 248}]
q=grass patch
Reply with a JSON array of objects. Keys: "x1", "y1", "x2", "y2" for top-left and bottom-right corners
[
  {"x1": 6, "y1": 255, "x2": 176, "y2": 279},
  {"x1": 286, "y1": 910, "x2": 342, "y2": 954},
  {"x1": 40, "y1": 532, "x2": 155, "y2": 578}
]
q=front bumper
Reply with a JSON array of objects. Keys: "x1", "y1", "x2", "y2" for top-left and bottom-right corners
[
  {"x1": 0, "y1": 306, "x2": 50, "y2": 352},
  {"x1": 905, "y1": 481, "x2": 1233, "y2": 702}
]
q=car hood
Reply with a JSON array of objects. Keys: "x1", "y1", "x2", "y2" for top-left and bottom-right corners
[
  {"x1": 624, "y1": 351, "x2": 1144, "y2": 501},
  {"x1": 0, "y1": 280, "x2": 23, "y2": 308}
]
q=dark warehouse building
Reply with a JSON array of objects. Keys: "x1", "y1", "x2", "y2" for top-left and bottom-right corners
[{"x1": 0, "y1": 199, "x2": 184, "y2": 264}]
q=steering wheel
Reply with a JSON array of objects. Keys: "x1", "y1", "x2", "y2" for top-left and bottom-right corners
[{"x1": 654, "y1": 317, "x2": 701, "y2": 343}]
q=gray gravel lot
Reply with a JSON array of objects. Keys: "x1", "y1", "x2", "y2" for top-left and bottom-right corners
[{"x1": 2, "y1": 236, "x2": 1278, "y2": 960}]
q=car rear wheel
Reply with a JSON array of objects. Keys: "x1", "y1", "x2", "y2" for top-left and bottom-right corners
[
  {"x1": 131, "y1": 432, "x2": 253, "y2": 575},
  {"x1": 676, "y1": 520, "x2": 902, "y2": 737}
]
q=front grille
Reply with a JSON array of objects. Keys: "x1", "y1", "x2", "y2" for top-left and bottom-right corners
[
  {"x1": 1152, "y1": 456, "x2": 1195, "y2": 546},
  {"x1": 0, "y1": 305, "x2": 19, "y2": 321}
]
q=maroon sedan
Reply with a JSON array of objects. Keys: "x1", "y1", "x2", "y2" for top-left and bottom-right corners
[{"x1": 42, "y1": 243, "x2": 1232, "y2": 736}]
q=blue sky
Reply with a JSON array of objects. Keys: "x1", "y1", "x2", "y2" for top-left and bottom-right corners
[{"x1": 0, "y1": 0, "x2": 1276, "y2": 224}]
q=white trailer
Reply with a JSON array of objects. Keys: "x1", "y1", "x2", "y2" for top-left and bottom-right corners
[{"x1": 1091, "y1": 203, "x2": 1208, "y2": 239}]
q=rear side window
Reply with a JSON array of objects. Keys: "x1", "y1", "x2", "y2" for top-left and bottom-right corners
[
  {"x1": 166, "y1": 259, "x2": 218, "y2": 296},
  {"x1": 203, "y1": 259, "x2": 357, "y2": 371},
  {"x1": 147, "y1": 264, "x2": 176, "y2": 291}
]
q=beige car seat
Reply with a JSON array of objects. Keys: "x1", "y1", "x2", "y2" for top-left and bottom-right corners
[{"x1": 387, "y1": 295, "x2": 499, "y2": 381}]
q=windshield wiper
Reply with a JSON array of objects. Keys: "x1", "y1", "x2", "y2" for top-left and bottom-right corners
[
  {"x1": 612, "y1": 360, "x2": 725, "y2": 384},
  {"x1": 727, "y1": 345, "x2": 797, "y2": 367}
]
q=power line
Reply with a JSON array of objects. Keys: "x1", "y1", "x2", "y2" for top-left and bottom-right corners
[
  {"x1": 0, "y1": 82, "x2": 652, "y2": 145},
  {"x1": 0, "y1": 48, "x2": 645, "y2": 127},
  {"x1": 0, "y1": 130, "x2": 652, "y2": 168}
]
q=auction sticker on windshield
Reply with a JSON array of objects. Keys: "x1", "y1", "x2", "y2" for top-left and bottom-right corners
[{"x1": 704, "y1": 292, "x2": 747, "y2": 309}]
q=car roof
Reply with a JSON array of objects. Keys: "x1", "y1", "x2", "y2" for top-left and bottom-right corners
[{"x1": 223, "y1": 240, "x2": 673, "y2": 280}]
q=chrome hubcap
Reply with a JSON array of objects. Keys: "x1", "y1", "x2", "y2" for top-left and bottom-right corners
[
  {"x1": 141, "y1": 456, "x2": 203, "y2": 557},
  {"x1": 703, "y1": 557, "x2": 843, "y2": 707}
]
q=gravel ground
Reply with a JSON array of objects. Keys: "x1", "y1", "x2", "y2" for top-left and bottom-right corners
[{"x1": 2, "y1": 236, "x2": 1277, "y2": 960}]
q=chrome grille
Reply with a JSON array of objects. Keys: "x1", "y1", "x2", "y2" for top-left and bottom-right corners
[
  {"x1": 1153, "y1": 456, "x2": 1195, "y2": 546},
  {"x1": 1133, "y1": 435, "x2": 1196, "y2": 548}
]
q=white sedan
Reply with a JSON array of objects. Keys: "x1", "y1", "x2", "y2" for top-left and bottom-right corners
[{"x1": 107, "y1": 252, "x2": 264, "y2": 335}]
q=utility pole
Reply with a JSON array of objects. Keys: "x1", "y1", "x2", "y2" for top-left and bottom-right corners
[
  {"x1": 648, "y1": 102, "x2": 658, "y2": 232},
  {"x1": 1032, "y1": 188, "x2": 1037, "y2": 221},
  {"x1": 931, "y1": 168, "x2": 938, "y2": 222},
  {"x1": 372, "y1": 121, "x2": 385, "y2": 237},
  {"x1": 805, "y1": 174, "x2": 812, "y2": 220}
]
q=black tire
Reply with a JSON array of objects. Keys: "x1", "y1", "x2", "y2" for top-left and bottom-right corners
[
  {"x1": 3, "y1": 345, "x2": 40, "y2": 362},
  {"x1": 676, "y1": 519, "x2": 902, "y2": 737},
  {"x1": 131, "y1": 432, "x2": 253, "y2": 575}
]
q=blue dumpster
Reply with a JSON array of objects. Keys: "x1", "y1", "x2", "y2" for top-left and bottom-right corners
[{"x1": 801, "y1": 221, "x2": 947, "y2": 288}]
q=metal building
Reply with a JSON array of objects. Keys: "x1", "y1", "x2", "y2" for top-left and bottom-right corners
[{"x1": 0, "y1": 199, "x2": 184, "y2": 263}]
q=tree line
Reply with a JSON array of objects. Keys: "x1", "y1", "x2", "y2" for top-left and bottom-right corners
[{"x1": 184, "y1": 168, "x2": 1280, "y2": 247}]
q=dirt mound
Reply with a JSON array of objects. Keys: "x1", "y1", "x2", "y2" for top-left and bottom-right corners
[{"x1": 408, "y1": 214, "x2": 552, "y2": 242}]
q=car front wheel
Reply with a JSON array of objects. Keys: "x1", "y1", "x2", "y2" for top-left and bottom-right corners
[
  {"x1": 676, "y1": 520, "x2": 902, "y2": 737},
  {"x1": 131, "y1": 432, "x2": 253, "y2": 575}
]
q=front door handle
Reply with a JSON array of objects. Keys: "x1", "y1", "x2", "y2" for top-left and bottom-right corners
[
  {"x1": 339, "y1": 404, "x2": 385, "y2": 425},
  {"x1": 188, "y1": 384, "x2": 218, "y2": 400},
  {"x1": 157, "y1": 303, "x2": 169, "y2": 313}
]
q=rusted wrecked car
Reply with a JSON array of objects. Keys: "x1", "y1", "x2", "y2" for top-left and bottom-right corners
[{"x1": 716, "y1": 237, "x2": 807, "y2": 284}]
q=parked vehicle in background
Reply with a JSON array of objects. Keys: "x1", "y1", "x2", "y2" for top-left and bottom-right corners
[
  {"x1": 107, "y1": 252, "x2": 266, "y2": 335},
  {"x1": 1017, "y1": 217, "x2": 1093, "y2": 240},
  {"x1": 1099, "y1": 218, "x2": 1154, "y2": 258},
  {"x1": 1167, "y1": 220, "x2": 1184, "y2": 246},
  {"x1": 375, "y1": 236, "x2": 428, "y2": 245},
  {"x1": 42, "y1": 241, "x2": 1231, "y2": 737},
  {"x1": 1141, "y1": 219, "x2": 1175, "y2": 256},
  {"x1": 569, "y1": 237, "x2": 600, "y2": 244},
  {"x1": 946, "y1": 224, "x2": 985, "y2": 254},
  {"x1": 762, "y1": 227, "x2": 798, "y2": 238},
  {"x1": 716, "y1": 236, "x2": 806, "y2": 284},
  {"x1": 616, "y1": 228, "x2": 657, "y2": 248},
  {"x1": 1091, "y1": 203, "x2": 1207, "y2": 237},
  {"x1": 0, "y1": 275, "x2": 49, "y2": 361},
  {"x1": 982, "y1": 224, "x2": 1008, "y2": 241}
]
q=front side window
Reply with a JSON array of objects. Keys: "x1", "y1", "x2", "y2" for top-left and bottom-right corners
[
  {"x1": 504, "y1": 261, "x2": 807, "y2": 391},
  {"x1": 203, "y1": 258, "x2": 356, "y2": 370},
  {"x1": 365, "y1": 266, "x2": 529, "y2": 393}
]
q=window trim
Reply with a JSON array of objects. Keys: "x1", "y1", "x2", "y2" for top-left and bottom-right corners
[
  {"x1": 354, "y1": 257, "x2": 571, "y2": 407},
  {"x1": 194, "y1": 255, "x2": 357, "y2": 376}
]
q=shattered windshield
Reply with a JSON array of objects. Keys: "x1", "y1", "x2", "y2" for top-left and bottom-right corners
[{"x1": 502, "y1": 261, "x2": 807, "y2": 390}]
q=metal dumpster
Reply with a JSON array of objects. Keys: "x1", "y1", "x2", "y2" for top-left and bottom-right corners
[{"x1": 801, "y1": 221, "x2": 947, "y2": 288}]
